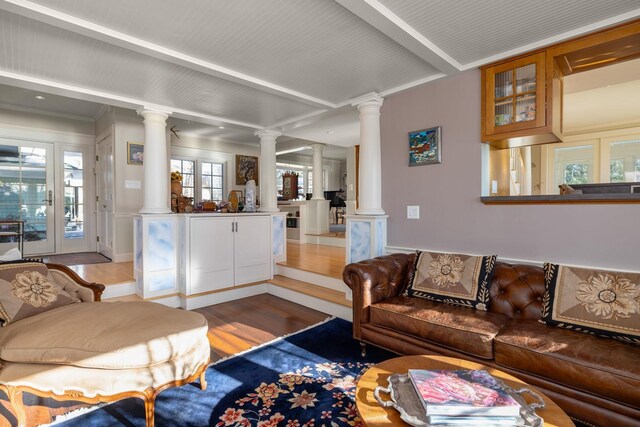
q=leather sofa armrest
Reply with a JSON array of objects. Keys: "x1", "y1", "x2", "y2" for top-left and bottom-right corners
[{"x1": 343, "y1": 252, "x2": 416, "y2": 339}]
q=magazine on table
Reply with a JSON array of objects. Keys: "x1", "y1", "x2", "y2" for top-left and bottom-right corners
[
  {"x1": 408, "y1": 369, "x2": 521, "y2": 417},
  {"x1": 427, "y1": 415, "x2": 521, "y2": 426}
]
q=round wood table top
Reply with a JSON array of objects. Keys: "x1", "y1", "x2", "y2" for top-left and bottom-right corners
[{"x1": 356, "y1": 355, "x2": 574, "y2": 427}]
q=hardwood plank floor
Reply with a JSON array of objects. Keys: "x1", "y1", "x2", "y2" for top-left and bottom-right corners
[
  {"x1": 2, "y1": 294, "x2": 330, "y2": 426},
  {"x1": 279, "y1": 242, "x2": 346, "y2": 279},
  {"x1": 67, "y1": 261, "x2": 134, "y2": 285}
]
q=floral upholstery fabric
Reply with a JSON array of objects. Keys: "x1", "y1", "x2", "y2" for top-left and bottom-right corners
[
  {"x1": 0, "y1": 262, "x2": 79, "y2": 326},
  {"x1": 405, "y1": 251, "x2": 497, "y2": 311},
  {"x1": 542, "y1": 263, "x2": 640, "y2": 344}
]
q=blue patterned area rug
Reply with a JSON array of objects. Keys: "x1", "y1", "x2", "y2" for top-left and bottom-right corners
[{"x1": 54, "y1": 317, "x2": 395, "y2": 426}]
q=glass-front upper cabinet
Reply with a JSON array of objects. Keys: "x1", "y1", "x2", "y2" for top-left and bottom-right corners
[{"x1": 482, "y1": 52, "x2": 547, "y2": 139}]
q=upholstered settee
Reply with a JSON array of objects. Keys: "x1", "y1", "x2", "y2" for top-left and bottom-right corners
[
  {"x1": 343, "y1": 253, "x2": 640, "y2": 427},
  {"x1": 0, "y1": 262, "x2": 210, "y2": 427}
]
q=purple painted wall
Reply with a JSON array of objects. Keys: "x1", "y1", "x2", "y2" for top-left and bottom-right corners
[{"x1": 380, "y1": 70, "x2": 638, "y2": 270}]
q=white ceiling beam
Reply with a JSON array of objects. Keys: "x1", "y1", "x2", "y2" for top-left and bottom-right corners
[
  {"x1": 0, "y1": 0, "x2": 337, "y2": 110},
  {"x1": 0, "y1": 70, "x2": 264, "y2": 130},
  {"x1": 335, "y1": 0, "x2": 462, "y2": 75}
]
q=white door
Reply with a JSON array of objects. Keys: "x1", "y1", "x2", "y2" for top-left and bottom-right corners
[
  {"x1": 96, "y1": 134, "x2": 114, "y2": 259},
  {"x1": 0, "y1": 140, "x2": 56, "y2": 255},
  {"x1": 234, "y1": 215, "x2": 271, "y2": 285},
  {"x1": 55, "y1": 145, "x2": 96, "y2": 253}
]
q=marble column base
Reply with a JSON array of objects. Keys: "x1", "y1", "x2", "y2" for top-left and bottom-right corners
[
  {"x1": 133, "y1": 214, "x2": 179, "y2": 299},
  {"x1": 345, "y1": 214, "x2": 388, "y2": 264}
]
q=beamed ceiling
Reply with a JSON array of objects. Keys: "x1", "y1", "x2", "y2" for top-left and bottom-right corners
[{"x1": 0, "y1": 0, "x2": 638, "y2": 146}]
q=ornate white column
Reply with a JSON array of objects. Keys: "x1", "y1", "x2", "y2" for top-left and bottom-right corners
[
  {"x1": 353, "y1": 93, "x2": 385, "y2": 215},
  {"x1": 346, "y1": 93, "x2": 388, "y2": 263},
  {"x1": 138, "y1": 108, "x2": 171, "y2": 214},
  {"x1": 255, "y1": 130, "x2": 280, "y2": 212},
  {"x1": 311, "y1": 143, "x2": 325, "y2": 200}
]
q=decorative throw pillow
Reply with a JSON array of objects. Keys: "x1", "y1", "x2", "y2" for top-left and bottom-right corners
[
  {"x1": 405, "y1": 251, "x2": 497, "y2": 311},
  {"x1": 0, "y1": 262, "x2": 80, "y2": 326},
  {"x1": 542, "y1": 263, "x2": 640, "y2": 344}
]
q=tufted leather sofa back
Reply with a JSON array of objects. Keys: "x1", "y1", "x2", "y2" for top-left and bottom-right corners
[{"x1": 487, "y1": 261, "x2": 545, "y2": 320}]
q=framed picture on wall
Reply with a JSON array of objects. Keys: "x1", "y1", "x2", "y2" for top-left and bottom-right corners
[
  {"x1": 408, "y1": 126, "x2": 441, "y2": 166},
  {"x1": 236, "y1": 155, "x2": 259, "y2": 185},
  {"x1": 127, "y1": 141, "x2": 144, "y2": 165}
]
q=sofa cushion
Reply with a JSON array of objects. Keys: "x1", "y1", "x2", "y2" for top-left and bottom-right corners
[
  {"x1": 0, "y1": 301, "x2": 209, "y2": 369},
  {"x1": 542, "y1": 263, "x2": 640, "y2": 344},
  {"x1": 0, "y1": 262, "x2": 80, "y2": 325},
  {"x1": 406, "y1": 251, "x2": 496, "y2": 311},
  {"x1": 370, "y1": 296, "x2": 511, "y2": 359},
  {"x1": 495, "y1": 319, "x2": 640, "y2": 408}
]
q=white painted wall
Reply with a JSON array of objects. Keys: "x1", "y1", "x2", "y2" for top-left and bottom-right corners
[{"x1": 381, "y1": 70, "x2": 639, "y2": 271}]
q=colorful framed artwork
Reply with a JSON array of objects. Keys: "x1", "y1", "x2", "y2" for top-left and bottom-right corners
[
  {"x1": 408, "y1": 126, "x2": 441, "y2": 166},
  {"x1": 236, "y1": 155, "x2": 259, "y2": 185},
  {"x1": 127, "y1": 141, "x2": 144, "y2": 165}
]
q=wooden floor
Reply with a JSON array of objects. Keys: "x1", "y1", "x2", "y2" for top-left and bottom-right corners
[
  {"x1": 58, "y1": 242, "x2": 346, "y2": 286},
  {"x1": 279, "y1": 242, "x2": 346, "y2": 279},
  {"x1": 2, "y1": 294, "x2": 330, "y2": 426},
  {"x1": 68, "y1": 261, "x2": 134, "y2": 285}
]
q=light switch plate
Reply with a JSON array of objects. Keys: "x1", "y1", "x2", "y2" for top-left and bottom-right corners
[
  {"x1": 125, "y1": 180, "x2": 141, "y2": 189},
  {"x1": 407, "y1": 205, "x2": 420, "y2": 219}
]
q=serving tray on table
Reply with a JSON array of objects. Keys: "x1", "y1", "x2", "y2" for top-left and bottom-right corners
[{"x1": 373, "y1": 373, "x2": 545, "y2": 427}]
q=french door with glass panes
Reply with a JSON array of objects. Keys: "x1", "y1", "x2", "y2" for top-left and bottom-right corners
[
  {"x1": 0, "y1": 140, "x2": 55, "y2": 254},
  {"x1": 56, "y1": 145, "x2": 94, "y2": 254},
  {"x1": 0, "y1": 139, "x2": 94, "y2": 256}
]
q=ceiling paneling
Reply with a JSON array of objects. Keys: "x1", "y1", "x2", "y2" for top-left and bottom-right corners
[
  {"x1": 379, "y1": 0, "x2": 640, "y2": 65},
  {"x1": 0, "y1": 83, "x2": 103, "y2": 118},
  {"x1": 0, "y1": 1, "x2": 637, "y2": 145},
  {"x1": 29, "y1": 0, "x2": 441, "y2": 102},
  {"x1": 0, "y1": 10, "x2": 320, "y2": 127}
]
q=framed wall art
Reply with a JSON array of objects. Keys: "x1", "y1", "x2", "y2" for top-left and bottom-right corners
[
  {"x1": 408, "y1": 126, "x2": 441, "y2": 166},
  {"x1": 236, "y1": 155, "x2": 259, "y2": 185},
  {"x1": 127, "y1": 141, "x2": 144, "y2": 165}
]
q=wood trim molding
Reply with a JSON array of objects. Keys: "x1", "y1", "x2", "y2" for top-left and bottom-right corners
[{"x1": 46, "y1": 263, "x2": 105, "y2": 301}]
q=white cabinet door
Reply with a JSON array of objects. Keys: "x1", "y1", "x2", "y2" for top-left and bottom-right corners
[
  {"x1": 234, "y1": 215, "x2": 272, "y2": 285},
  {"x1": 189, "y1": 216, "x2": 234, "y2": 294}
]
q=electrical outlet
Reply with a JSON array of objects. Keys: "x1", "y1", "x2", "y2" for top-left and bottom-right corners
[{"x1": 407, "y1": 205, "x2": 420, "y2": 219}]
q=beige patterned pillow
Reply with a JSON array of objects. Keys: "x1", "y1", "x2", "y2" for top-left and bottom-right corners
[
  {"x1": 542, "y1": 263, "x2": 640, "y2": 344},
  {"x1": 0, "y1": 262, "x2": 80, "y2": 326},
  {"x1": 406, "y1": 251, "x2": 497, "y2": 310}
]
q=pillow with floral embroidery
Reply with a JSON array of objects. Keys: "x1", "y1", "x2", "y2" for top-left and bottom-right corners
[
  {"x1": 405, "y1": 251, "x2": 497, "y2": 311},
  {"x1": 0, "y1": 262, "x2": 80, "y2": 326},
  {"x1": 542, "y1": 263, "x2": 640, "y2": 344}
]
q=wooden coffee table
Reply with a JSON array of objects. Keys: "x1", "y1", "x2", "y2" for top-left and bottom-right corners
[{"x1": 356, "y1": 355, "x2": 574, "y2": 427}]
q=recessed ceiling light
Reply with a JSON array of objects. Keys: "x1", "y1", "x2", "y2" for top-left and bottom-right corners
[
  {"x1": 219, "y1": 126, "x2": 225, "y2": 129},
  {"x1": 326, "y1": 130, "x2": 335, "y2": 134},
  {"x1": 35, "y1": 95, "x2": 46, "y2": 100}
]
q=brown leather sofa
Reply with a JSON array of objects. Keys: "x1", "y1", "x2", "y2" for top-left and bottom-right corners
[{"x1": 343, "y1": 253, "x2": 640, "y2": 427}]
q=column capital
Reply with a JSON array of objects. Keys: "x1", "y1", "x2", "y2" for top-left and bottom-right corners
[
  {"x1": 254, "y1": 129, "x2": 282, "y2": 141},
  {"x1": 351, "y1": 92, "x2": 384, "y2": 110},
  {"x1": 136, "y1": 107, "x2": 172, "y2": 121},
  {"x1": 310, "y1": 143, "x2": 325, "y2": 151}
]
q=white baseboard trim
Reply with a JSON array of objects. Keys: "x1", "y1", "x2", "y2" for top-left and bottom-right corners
[
  {"x1": 267, "y1": 283, "x2": 352, "y2": 321},
  {"x1": 112, "y1": 253, "x2": 133, "y2": 263},
  {"x1": 102, "y1": 281, "x2": 136, "y2": 299},
  {"x1": 304, "y1": 234, "x2": 345, "y2": 248},
  {"x1": 275, "y1": 265, "x2": 348, "y2": 294},
  {"x1": 180, "y1": 284, "x2": 268, "y2": 310}
]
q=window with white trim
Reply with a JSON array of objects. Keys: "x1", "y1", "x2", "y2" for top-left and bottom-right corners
[
  {"x1": 171, "y1": 158, "x2": 224, "y2": 203},
  {"x1": 170, "y1": 159, "x2": 195, "y2": 198},
  {"x1": 202, "y1": 161, "x2": 223, "y2": 202}
]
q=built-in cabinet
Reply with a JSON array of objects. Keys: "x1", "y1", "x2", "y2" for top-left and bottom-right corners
[
  {"x1": 482, "y1": 52, "x2": 563, "y2": 148},
  {"x1": 181, "y1": 214, "x2": 272, "y2": 296}
]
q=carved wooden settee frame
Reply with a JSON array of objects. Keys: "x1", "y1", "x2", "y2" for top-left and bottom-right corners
[{"x1": 0, "y1": 263, "x2": 209, "y2": 427}]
